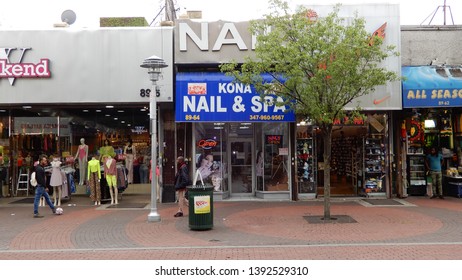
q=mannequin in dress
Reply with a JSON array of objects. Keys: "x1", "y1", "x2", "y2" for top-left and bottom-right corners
[
  {"x1": 87, "y1": 155, "x2": 101, "y2": 206},
  {"x1": 123, "y1": 139, "x2": 136, "y2": 184},
  {"x1": 103, "y1": 155, "x2": 118, "y2": 204},
  {"x1": 75, "y1": 138, "x2": 88, "y2": 185},
  {"x1": 50, "y1": 157, "x2": 63, "y2": 206}
]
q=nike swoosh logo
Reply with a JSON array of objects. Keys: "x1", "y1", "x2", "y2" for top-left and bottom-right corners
[{"x1": 373, "y1": 95, "x2": 390, "y2": 105}]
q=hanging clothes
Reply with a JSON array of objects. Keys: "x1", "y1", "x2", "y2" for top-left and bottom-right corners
[
  {"x1": 68, "y1": 173, "x2": 76, "y2": 194},
  {"x1": 61, "y1": 170, "x2": 69, "y2": 198}
]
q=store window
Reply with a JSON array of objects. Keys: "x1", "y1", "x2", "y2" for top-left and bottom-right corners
[
  {"x1": 259, "y1": 122, "x2": 290, "y2": 192},
  {"x1": 296, "y1": 123, "x2": 316, "y2": 195},
  {"x1": 0, "y1": 116, "x2": 10, "y2": 195},
  {"x1": 193, "y1": 123, "x2": 228, "y2": 193},
  {"x1": 193, "y1": 122, "x2": 290, "y2": 195}
]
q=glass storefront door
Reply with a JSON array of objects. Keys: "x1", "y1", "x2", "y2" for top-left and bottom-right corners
[{"x1": 229, "y1": 139, "x2": 254, "y2": 196}]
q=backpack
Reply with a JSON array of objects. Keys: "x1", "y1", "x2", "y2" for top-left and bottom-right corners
[{"x1": 30, "y1": 172, "x2": 38, "y2": 187}]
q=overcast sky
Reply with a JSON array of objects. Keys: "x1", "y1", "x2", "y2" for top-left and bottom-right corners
[{"x1": 0, "y1": 0, "x2": 459, "y2": 28}]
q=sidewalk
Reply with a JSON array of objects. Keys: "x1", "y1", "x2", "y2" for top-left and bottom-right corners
[{"x1": 1, "y1": 193, "x2": 462, "y2": 259}]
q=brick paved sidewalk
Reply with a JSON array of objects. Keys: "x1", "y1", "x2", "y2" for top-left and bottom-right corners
[{"x1": 1, "y1": 194, "x2": 462, "y2": 259}]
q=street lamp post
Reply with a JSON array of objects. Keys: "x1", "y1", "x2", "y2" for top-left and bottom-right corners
[{"x1": 140, "y1": 55, "x2": 168, "y2": 222}]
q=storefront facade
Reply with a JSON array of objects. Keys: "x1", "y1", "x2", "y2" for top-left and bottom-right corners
[
  {"x1": 0, "y1": 27, "x2": 174, "y2": 197},
  {"x1": 175, "y1": 19, "x2": 296, "y2": 200},
  {"x1": 294, "y1": 4, "x2": 402, "y2": 199},
  {"x1": 175, "y1": 3, "x2": 402, "y2": 200},
  {"x1": 176, "y1": 72, "x2": 295, "y2": 200},
  {"x1": 399, "y1": 25, "x2": 462, "y2": 197}
]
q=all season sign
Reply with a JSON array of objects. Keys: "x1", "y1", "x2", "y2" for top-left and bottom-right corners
[
  {"x1": 402, "y1": 66, "x2": 462, "y2": 108},
  {"x1": 175, "y1": 72, "x2": 295, "y2": 122},
  {"x1": 0, "y1": 48, "x2": 51, "y2": 86}
]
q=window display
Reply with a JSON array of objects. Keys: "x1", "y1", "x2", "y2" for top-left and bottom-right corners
[
  {"x1": 297, "y1": 137, "x2": 315, "y2": 194},
  {"x1": 363, "y1": 136, "x2": 385, "y2": 194}
]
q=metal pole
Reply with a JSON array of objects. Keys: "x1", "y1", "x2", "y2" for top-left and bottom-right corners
[
  {"x1": 148, "y1": 82, "x2": 160, "y2": 222},
  {"x1": 140, "y1": 55, "x2": 167, "y2": 222}
]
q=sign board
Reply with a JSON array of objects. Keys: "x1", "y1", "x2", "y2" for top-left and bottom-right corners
[
  {"x1": 175, "y1": 4, "x2": 402, "y2": 111},
  {"x1": 402, "y1": 66, "x2": 462, "y2": 108},
  {"x1": 300, "y1": 4, "x2": 402, "y2": 110},
  {"x1": 175, "y1": 72, "x2": 295, "y2": 122},
  {"x1": 279, "y1": 147, "x2": 289, "y2": 156},
  {"x1": 194, "y1": 195, "x2": 211, "y2": 214},
  {"x1": 13, "y1": 117, "x2": 71, "y2": 136},
  {"x1": 0, "y1": 28, "x2": 173, "y2": 103},
  {"x1": 266, "y1": 135, "x2": 283, "y2": 145}
]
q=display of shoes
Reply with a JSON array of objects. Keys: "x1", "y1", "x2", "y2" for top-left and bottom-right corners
[{"x1": 174, "y1": 212, "x2": 183, "y2": 217}]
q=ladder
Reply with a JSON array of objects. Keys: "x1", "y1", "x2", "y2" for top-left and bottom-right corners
[{"x1": 16, "y1": 170, "x2": 29, "y2": 196}]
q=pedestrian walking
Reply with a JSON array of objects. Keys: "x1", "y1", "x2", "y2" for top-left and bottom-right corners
[
  {"x1": 174, "y1": 156, "x2": 190, "y2": 217},
  {"x1": 33, "y1": 155, "x2": 56, "y2": 218}
]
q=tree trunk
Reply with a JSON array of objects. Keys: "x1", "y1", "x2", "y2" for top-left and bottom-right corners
[{"x1": 323, "y1": 125, "x2": 333, "y2": 220}]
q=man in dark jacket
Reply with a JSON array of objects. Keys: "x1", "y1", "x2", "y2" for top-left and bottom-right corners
[
  {"x1": 33, "y1": 155, "x2": 56, "y2": 218},
  {"x1": 174, "y1": 156, "x2": 190, "y2": 217}
]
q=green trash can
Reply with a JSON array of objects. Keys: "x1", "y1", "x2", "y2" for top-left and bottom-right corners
[{"x1": 187, "y1": 184, "x2": 214, "y2": 230}]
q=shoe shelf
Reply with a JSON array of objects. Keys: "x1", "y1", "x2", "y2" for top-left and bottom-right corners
[
  {"x1": 362, "y1": 135, "x2": 386, "y2": 195},
  {"x1": 296, "y1": 138, "x2": 316, "y2": 193}
]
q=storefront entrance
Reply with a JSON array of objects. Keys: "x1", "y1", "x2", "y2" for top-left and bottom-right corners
[
  {"x1": 229, "y1": 138, "x2": 254, "y2": 197},
  {"x1": 191, "y1": 121, "x2": 291, "y2": 200}
]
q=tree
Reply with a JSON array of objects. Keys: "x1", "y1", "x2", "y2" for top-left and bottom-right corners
[{"x1": 220, "y1": 0, "x2": 399, "y2": 220}]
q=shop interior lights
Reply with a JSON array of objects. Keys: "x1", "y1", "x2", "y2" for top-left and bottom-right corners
[{"x1": 424, "y1": 119, "x2": 436, "y2": 128}]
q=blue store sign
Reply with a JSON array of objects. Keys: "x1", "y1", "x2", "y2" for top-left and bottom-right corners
[
  {"x1": 175, "y1": 72, "x2": 295, "y2": 122},
  {"x1": 402, "y1": 66, "x2": 462, "y2": 108}
]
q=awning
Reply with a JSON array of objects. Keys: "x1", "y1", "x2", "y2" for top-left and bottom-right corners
[
  {"x1": 175, "y1": 72, "x2": 295, "y2": 122},
  {"x1": 402, "y1": 66, "x2": 462, "y2": 108}
]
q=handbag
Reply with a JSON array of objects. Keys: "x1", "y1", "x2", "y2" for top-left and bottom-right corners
[
  {"x1": 30, "y1": 172, "x2": 37, "y2": 187},
  {"x1": 185, "y1": 170, "x2": 206, "y2": 199},
  {"x1": 193, "y1": 170, "x2": 205, "y2": 186}
]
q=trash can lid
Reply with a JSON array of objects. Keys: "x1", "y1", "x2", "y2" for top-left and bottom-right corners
[{"x1": 187, "y1": 184, "x2": 214, "y2": 191}]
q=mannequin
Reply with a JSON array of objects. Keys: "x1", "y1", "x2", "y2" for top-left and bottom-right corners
[
  {"x1": 75, "y1": 138, "x2": 88, "y2": 185},
  {"x1": 25, "y1": 153, "x2": 32, "y2": 173},
  {"x1": 50, "y1": 157, "x2": 63, "y2": 206},
  {"x1": 138, "y1": 151, "x2": 149, "y2": 184},
  {"x1": 99, "y1": 139, "x2": 115, "y2": 163},
  {"x1": 104, "y1": 155, "x2": 118, "y2": 204},
  {"x1": 123, "y1": 139, "x2": 136, "y2": 184},
  {"x1": 87, "y1": 155, "x2": 101, "y2": 206},
  {"x1": 256, "y1": 151, "x2": 264, "y2": 191}
]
